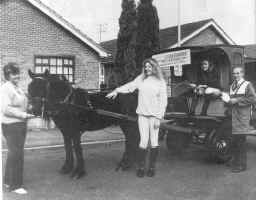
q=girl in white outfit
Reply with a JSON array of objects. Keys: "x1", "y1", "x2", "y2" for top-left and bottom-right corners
[{"x1": 107, "y1": 58, "x2": 167, "y2": 177}]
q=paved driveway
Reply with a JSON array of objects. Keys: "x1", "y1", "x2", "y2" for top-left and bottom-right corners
[{"x1": 2, "y1": 136, "x2": 256, "y2": 200}]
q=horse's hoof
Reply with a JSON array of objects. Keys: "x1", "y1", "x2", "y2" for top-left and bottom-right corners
[
  {"x1": 59, "y1": 166, "x2": 73, "y2": 174},
  {"x1": 70, "y1": 170, "x2": 86, "y2": 179},
  {"x1": 75, "y1": 171, "x2": 87, "y2": 179},
  {"x1": 121, "y1": 164, "x2": 132, "y2": 171}
]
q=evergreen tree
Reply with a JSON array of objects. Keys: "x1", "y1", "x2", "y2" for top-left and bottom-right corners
[
  {"x1": 109, "y1": 0, "x2": 160, "y2": 170},
  {"x1": 136, "y1": 0, "x2": 160, "y2": 69},
  {"x1": 111, "y1": 0, "x2": 137, "y2": 87}
]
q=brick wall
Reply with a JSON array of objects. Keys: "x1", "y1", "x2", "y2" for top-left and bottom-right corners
[{"x1": 0, "y1": 0, "x2": 101, "y2": 90}]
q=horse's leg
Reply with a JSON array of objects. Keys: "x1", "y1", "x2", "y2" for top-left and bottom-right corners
[
  {"x1": 71, "y1": 132, "x2": 86, "y2": 179},
  {"x1": 60, "y1": 134, "x2": 74, "y2": 174},
  {"x1": 118, "y1": 122, "x2": 140, "y2": 171}
]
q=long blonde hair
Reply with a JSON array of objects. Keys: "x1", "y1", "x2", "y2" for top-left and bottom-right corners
[{"x1": 142, "y1": 58, "x2": 164, "y2": 81}]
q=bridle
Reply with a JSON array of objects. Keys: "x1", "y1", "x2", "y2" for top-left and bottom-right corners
[{"x1": 29, "y1": 76, "x2": 74, "y2": 118}]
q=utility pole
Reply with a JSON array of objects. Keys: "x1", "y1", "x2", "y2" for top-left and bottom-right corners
[
  {"x1": 255, "y1": 0, "x2": 256, "y2": 42},
  {"x1": 98, "y1": 23, "x2": 107, "y2": 43},
  {"x1": 177, "y1": 0, "x2": 181, "y2": 47}
]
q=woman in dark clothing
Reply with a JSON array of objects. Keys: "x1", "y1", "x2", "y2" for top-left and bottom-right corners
[
  {"x1": 197, "y1": 59, "x2": 220, "y2": 89},
  {"x1": 190, "y1": 59, "x2": 221, "y2": 115}
]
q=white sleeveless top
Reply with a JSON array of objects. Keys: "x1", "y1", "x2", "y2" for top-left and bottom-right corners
[{"x1": 230, "y1": 79, "x2": 250, "y2": 96}]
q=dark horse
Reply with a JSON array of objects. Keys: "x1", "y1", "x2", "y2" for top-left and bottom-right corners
[{"x1": 28, "y1": 70, "x2": 140, "y2": 179}]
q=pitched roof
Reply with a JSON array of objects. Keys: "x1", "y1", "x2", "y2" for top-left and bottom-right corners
[
  {"x1": 26, "y1": 0, "x2": 108, "y2": 57},
  {"x1": 101, "y1": 18, "x2": 235, "y2": 60}
]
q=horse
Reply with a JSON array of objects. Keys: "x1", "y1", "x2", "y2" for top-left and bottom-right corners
[{"x1": 28, "y1": 69, "x2": 140, "y2": 179}]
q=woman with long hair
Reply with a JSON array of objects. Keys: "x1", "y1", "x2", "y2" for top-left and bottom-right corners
[{"x1": 107, "y1": 58, "x2": 167, "y2": 177}]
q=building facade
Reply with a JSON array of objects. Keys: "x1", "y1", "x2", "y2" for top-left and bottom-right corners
[
  {"x1": 0, "y1": 0, "x2": 108, "y2": 90},
  {"x1": 0, "y1": 0, "x2": 108, "y2": 129}
]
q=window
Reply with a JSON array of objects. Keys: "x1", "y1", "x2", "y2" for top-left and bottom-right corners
[
  {"x1": 233, "y1": 53, "x2": 242, "y2": 65},
  {"x1": 34, "y1": 56, "x2": 75, "y2": 82},
  {"x1": 99, "y1": 64, "x2": 105, "y2": 84}
]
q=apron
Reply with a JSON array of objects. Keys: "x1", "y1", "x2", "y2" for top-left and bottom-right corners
[{"x1": 230, "y1": 80, "x2": 255, "y2": 135}]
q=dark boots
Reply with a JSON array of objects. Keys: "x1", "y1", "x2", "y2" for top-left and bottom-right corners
[
  {"x1": 147, "y1": 147, "x2": 159, "y2": 177},
  {"x1": 136, "y1": 147, "x2": 159, "y2": 178},
  {"x1": 136, "y1": 148, "x2": 147, "y2": 177}
]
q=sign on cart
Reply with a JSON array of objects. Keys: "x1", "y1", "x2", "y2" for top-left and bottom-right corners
[{"x1": 152, "y1": 49, "x2": 191, "y2": 68}]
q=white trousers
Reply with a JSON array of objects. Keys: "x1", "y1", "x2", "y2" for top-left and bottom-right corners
[{"x1": 138, "y1": 115, "x2": 160, "y2": 149}]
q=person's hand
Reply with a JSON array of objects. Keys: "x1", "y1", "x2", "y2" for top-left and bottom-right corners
[
  {"x1": 154, "y1": 119, "x2": 161, "y2": 129},
  {"x1": 106, "y1": 89, "x2": 118, "y2": 99},
  {"x1": 25, "y1": 113, "x2": 35, "y2": 119},
  {"x1": 198, "y1": 84, "x2": 208, "y2": 88},
  {"x1": 189, "y1": 83, "x2": 196, "y2": 88},
  {"x1": 221, "y1": 92, "x2": 230, "y2": 103},
  {"x1": 229, "y1": 98, "x2": 239, "y2": 105}
]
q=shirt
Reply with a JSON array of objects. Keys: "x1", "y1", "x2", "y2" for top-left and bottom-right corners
[
  {"x1": 116, "y1": 74, "x2": 168, "y2": 119},
  {"x1": 197, "y1": 67, "x2": 220, "y2": 89},
  {"x1": 0, "y1": 81, "x2": 28, "y2": 124},
  {"x1": 230, "y1": 78, "x2": 246, "y2": 94}
]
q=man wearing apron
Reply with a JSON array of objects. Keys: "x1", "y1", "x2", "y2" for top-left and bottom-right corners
[{"x1": 229, "y1": 67, "x2": 256, "y2": 173}]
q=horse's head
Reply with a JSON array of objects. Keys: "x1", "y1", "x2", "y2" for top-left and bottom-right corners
[{"x1": 28, "y1": 69, "x2": 72, "y2": 117}]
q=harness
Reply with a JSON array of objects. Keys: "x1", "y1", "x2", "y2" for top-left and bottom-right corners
[{"x1": 29, "y1": 77, "x2": 76, "y2": 118}]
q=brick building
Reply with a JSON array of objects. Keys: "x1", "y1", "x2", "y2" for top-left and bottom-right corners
[
  {"x1": 0, "y1": 0, "x2": 108, "y2": 90},
  {"x1": 101, "y1": 19, "x2": 235, "y2": 87}
]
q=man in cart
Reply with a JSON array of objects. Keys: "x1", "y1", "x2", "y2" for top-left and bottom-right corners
[
  {"x1": 190, "y1": 59, "x2": 221, "y2": 115},
  {"x1": 226, "y1": 66, "x2": 256, "y2": 173}
]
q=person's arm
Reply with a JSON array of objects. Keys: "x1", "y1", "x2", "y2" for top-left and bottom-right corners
[
  {"x1": 106, "y1": 74, "x2": 142, "y2": 99},
  {"x1": 236, "y1": 83, "x2": 256, "y2": 106},
  {"x1": 159, "y1": 81, "x2": 168, "y2": 119},
  {"x1": 116, "y1": 75, "x2": 142, "y2": 93},
  {"x1": 1, "y1": 88, "x2": 29, "y2": 119}
]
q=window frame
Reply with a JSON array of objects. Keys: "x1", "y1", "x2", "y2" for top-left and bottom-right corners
[{"x1": 34, "y1": 55, "x2": 75, "y2": 83}]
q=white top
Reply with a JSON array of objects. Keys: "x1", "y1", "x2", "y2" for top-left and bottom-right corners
[
  {"x1": 230, "y1": 78, "x2": 250, "y2": 95},
  {"x1": 116, "y1": 74, "x2": 168, "y2": 119},
  {"x1": 0, "y1": 81, "x2": 28, "y2": 124}
]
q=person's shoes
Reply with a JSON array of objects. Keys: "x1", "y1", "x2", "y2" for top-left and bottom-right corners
[
  {"x1": 147, "y1": 168, "x2": 155, "y2": 177},
  {"x1": 231, "y1": 166, "x2": 247, "y2": 173},
  {"x1": 136, "y1": 168, "x2": 145, "y2": 178},
  {"x1": 12, "y1": 188, "x2": 28, "y2": 194}
]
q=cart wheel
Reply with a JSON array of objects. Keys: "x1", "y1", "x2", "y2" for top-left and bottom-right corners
[
  {"x1": 211, "y1": 121, "x2": 232, "y2": 163},
  {"x1": 166, "y1": 131, "x2": 191, "y2": 153}
]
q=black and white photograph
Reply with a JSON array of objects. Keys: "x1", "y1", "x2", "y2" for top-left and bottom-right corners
[{"x1": 1, "y1": 0, "x2": 256, "y2": 199}]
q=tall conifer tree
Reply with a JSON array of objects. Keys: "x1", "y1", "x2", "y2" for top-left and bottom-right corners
[
  {"x1": 136, "y1": 0, "x2": 160, "y2": 69},
  {"x1": 112, "y1": 0, "x2": 137, "y2": 86},
  {"x1": 111, "y1": 0, "x2": 160, "y2": 170}
]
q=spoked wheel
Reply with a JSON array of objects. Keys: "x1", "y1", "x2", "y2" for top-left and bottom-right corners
[
  {"x1": 166, "y1": 131, "x2": 191, "y2": 153},
  {"x1": 210, "y1": 120, "x2": 232, "y2": 163}
]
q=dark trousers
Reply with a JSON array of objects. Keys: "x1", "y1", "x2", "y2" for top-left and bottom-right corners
[
  {"x1": 2, "y1": 122, "x2": 27, "y2": 190},
  {"x1": 231, "y1": 135, "x2": 247, "y2": 169},
  {"x1": 190, "y1": 96, "x2": 210, "y2": 115}
]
